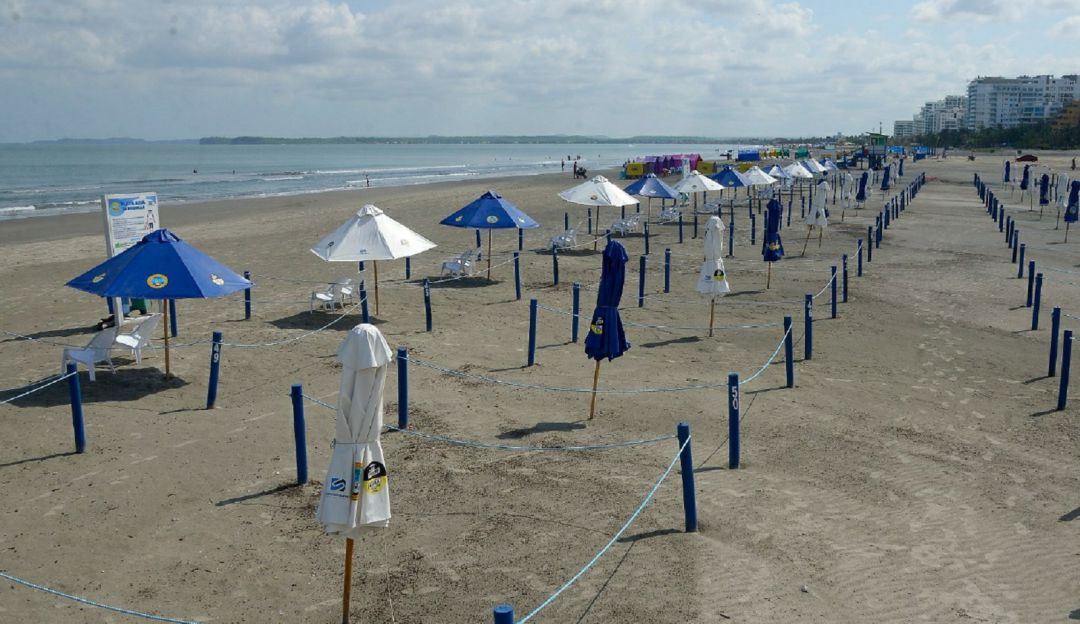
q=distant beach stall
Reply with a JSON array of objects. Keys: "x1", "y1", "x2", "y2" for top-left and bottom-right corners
[
  {"x1": 621, "y1": 153, "x2": 702, "y2": 178},
  {"x1": 737, "y1": 148, "x2": 760, "y2": 162}
]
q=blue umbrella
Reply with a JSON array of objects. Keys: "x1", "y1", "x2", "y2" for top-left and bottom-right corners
[
  {"x1": 898, "y1": 158, "x2": 904, "y2": 179},
  {"x1": 856, "y1": 171, "x2": 869, "y2": 203},
  {"x1": 1066, "y1": 181, "x2": 1080, "y2": 242},
  {"x1": 67, "y1": 228, "x2": 252, "y2": 376},
  {"x1": 880, "y1": 164, "x2": 891, "y2": 191},
  {"x1": 584, "y1": 240, "x2": 630, "y2": 418},
  {"x1": 1020, "y1": 165, "x2": 1031, "y2": 191},
  {"x1": 763, "y1": 198, "x2": 785, "y2": 288},
  {"x1": 440, "y1": 190, "x2": 539, "y2": 279},
  {"x1": 1003, "y1": 160, "x2": 1011, "y2": 184},
  {"x1": 712, "y1": 166, "x2": 748, "y2": 189},
  {"x1": 1040, "y1": 173, "x2": 1050, "y2": 209},
  {"x1": 623, "y1": 173, "x2": 679, "y2": 222}
]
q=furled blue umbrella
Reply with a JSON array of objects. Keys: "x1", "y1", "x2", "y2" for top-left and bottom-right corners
[
  {"x1": 67, "y1": 228, "x2": 252, "y2": 376},
  {"x1": 856, "y1": 171, "x2": 869, "y2": 204},
  {"x1": 623, "y1": 173, "x2": 679, "y2": 222},
  {"x1": 1018, "y1": 165, "x2": 1033, "y2": 210},
  {"x1": 880, "y1": 164, "x2": 891, "y2": 191},
  {"x1": 762, "y1": 198, "x2": 785, "y2": 288},
  {"x1": 1066, "y1": 180, "x2": 1080, "y2": 242},
  {"x1": 1003, "y1": 160, "x2": 1011, "y2": 184},
  {"x1": 584, "y1": 240, "x2": 630, "y2": 419},
  {"x1": 1040, "y1": 173, "x2": 1051, "y2": 216},
  {"x1": 898, "y1": 158, "x2": 904, "y2": 179},
  {"x1": 440, "y1": 190, "x2": 539, "y2": 280}
]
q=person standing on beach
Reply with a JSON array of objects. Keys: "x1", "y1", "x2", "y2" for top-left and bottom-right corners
[
  {"x1": 562, "y1": 159, "x2": 565, "y2": 172},
  {"x1": 365, "y1": 175, "x2": 370, "y2": 188}
]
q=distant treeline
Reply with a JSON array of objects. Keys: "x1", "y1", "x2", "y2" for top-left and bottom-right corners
[
  {"x1": 198, "y1": 135, "x2": 740, "y2": 145},
  {"x1": 915, "y1": 120, "x2": 1080, "y2": 150}
]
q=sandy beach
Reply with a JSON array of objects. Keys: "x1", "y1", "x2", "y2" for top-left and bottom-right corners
[{"x1": 1, "y1": 155, "x2": 1078, "y2": 623}]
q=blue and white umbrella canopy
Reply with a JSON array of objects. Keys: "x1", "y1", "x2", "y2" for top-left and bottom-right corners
[
  {"x1": 764, "y1": 164, "x2": 792, "y2": 184},
  {"x1": 623, "y1": 173, "x2": 679, "y2": 221},
  {"x1": 440, "y1": 190, "x2": 539, "y2": 279},
  {"x1": 712, "y1": 165, "x2": 749, "y2": 188},
  {"x1": 584, "y1": 240, "x2": 630, "y2": 418}
]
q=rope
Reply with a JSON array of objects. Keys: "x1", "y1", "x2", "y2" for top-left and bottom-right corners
[
  {"x1": 0, "y1": 571, "x2": 202, "y2": 624},
  {"x1": 534, "y1": 303, "x2": 779, "y2": 332},
  {"x1": 515, "y1": 435, "x2": 689, "y2": 623},
  {"x1": 739, "y1": 326, "x2": 790, "y2": 386},
  {"x1": 0, "y1": 373, "x2": 65, "y2": 394},
  {"x1": 219, "y1": 300, "x2": 364, "y2": 348},
  {"x1": 0, "y1": 371, "x2": 76, "y2": 405},
  {"x1": 812, "y1": 269, "x2": 837, "y2": 299}
]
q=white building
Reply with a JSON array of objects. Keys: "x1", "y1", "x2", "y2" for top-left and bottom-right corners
[
  {"x1": 966, "y1": 75, "x2": 1080, "y2": 129},
  {"x1": 916, "y1": 96, "x2": 967, "y2": 135},
  {"x1": 893, "y1": 120, "x2": 915, "y2": 138}
]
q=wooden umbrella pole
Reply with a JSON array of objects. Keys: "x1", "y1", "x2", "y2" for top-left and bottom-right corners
[
  {"x1": 373, "y1": 261, "x2": 380, "y2": 315},
  {"x1": 708, "y1": 298, "x2": 715, "y2": 338},
  {"x1": 767, "y1": 262, "x2": 772, "y2": 289},
  {"x1": 818, "y1": 227, "x2": 823, "y2": 248},
  {"x1": 1067, "y1": 222, "x2": 1071, "y2": 243},
  {"x1": 588, "y1": 359, "x2": 602, "y2": 419},
  {"x1": 162, "y1": 299, "x2": 171, "y2": 378},
  {"x1": 801, "y1": 226, "x2": 813, "y2": 256},
  {"x1": 486, "y1": 230, "x2": 492, "y2": 280},
  {"x1": 342, "y1": 537, "x2": 354, "y2": 624}
]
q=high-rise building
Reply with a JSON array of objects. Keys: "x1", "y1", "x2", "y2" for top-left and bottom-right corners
[
  {"x1": 893, "y1": 120, "x2": 915, "y2": 138},
  {"x1": 966, "y1": 75, "x2": 1080, "y2": 129}
]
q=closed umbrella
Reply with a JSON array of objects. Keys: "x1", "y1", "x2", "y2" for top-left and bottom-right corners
[
  {"x1": 584, "y1": 240, "x2": 630, "y2": 418},
  {"x1": 440, "y1": 190, "x2": 539, "y2": 280},
  {"x1": 1003, "y1": 160, "x2": 1011, "y2": 186},
  {"x1": 559, "y1": 176, "x2": 639, "y2": 250},
  {"x1": 856, "y1": 171, "x2": 869, "y2": 205},
  {"x1": 311, "y1": 204, "x2": 437, "y2": 315},
  {"x1": 1066, "y1": 180, "x2": 1079, "y2": 241},
  {"x1": 880, "y1": 164, "x2": 892, "y2": 191},
  {"x1": 66, "y1": 228, "x2": 252, "y2": 377},
  {"x1": 840, "y1": 171, "x2": 855, "y2": 220},
  {"x1": 1040, "y1": 173, "x2": 1051, "y2": 218},
  {"x1": 802, "y1": 178, "x2": 829, "y2": 255},
  {"x1": 1056, "y1": 174, "x2": 1070, "y2": 229},
  {"x1": 623, "y1": 173, "x2": 679, "y2": 223},
  {"x1": 897, "y1": 158, "x2": 905, "y2": 179},
  {"x1": 762, "y1": 198, "x2": 785, "y2": 288},
  {"x1": 1019, "y1": 164, "x2": 1032, "y2": 207},
  {"x1": 317, "y1": 323, "x2": 393, "y2": 623},
  {"x1": 696, "y1": 216, "x2": 730, "y2": 336}
]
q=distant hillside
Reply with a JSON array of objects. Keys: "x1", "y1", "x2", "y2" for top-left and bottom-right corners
[
  {"x1": 198, "y1": 135, "x2": 735, "y2": 145},
  {"x1": 29, "y1": 138, "x2": 198, "y2": 145}
]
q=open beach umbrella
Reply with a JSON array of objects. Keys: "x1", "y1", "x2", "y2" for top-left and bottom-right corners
[
  {"x1": 802, "y1": 179, "x2": 829, "y2": 255},
  {"x1": 66, "y1": 228, "x2": 252, "y2": 377},
  {"x1": 317, "y1": 323, "x2": 393, "y2": 623},
  {"x1": 764, "y1": 164, "x2": 791, "y2": 184},
  {"x1": 584, "y1": 240, "x2": 630, "y2": 418},
  {"x1": 801, "y1": 159, "x2": 827, "y2": 177},
  {"x1": 559, "y1": 176, "x2": 639, "y2": 250},
  {"x1": 311, "y1": 204, "x2": 437, "y2": 314},
  {"x1": 713, "y1": 165, "x2": 749, "y2": 212},
  {"x1": 1066, "y1": 180, "x2": 1080, "y2": 241},
  {"x1": 623, "y1": 173, "x2": 679, "y2": 222},
  {"x1": 762, "y1": 198, "x2": 785, "y2": 288},
  {"x1": 743, "y1": 166, "x2": 778, "y2": 187},
  {"x1": 696, "y1": 216, "x2": 730, "y2": 336},
  {"x1": 673, "y1": 171, "x2": 724, "y2": 237},
  {"x1": 440, "y1": 190, "x2": 539, "y2": 279}
]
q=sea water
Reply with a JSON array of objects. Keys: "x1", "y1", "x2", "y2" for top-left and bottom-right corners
[{"x1": 0, "y1": 142, "x2": 738, "y2": 221}]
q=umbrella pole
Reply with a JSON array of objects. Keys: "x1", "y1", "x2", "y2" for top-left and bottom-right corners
[
  {"x1": 373, "y1": 261, "x2": 380, "y2": 315},
  {"x1": 767, "y1": 262, "x2": 772, "y2": 289},
  {"x1": 1057, "y1": 209, "x2": 1061, "y2": 230},
  {"x1": 801, "y1": 226, "x2": 812, "y2": 256},
  {"x1": 1067, "y1": 222, "x2": 1071, "y2": 243},
  {"x1": 594, "y1": 207, "x2": 601, "y2": 251},
  {"x1": 162, "y1": 299, "x2": 171, "y2": 378},
  {"x1": 342, "y1": 537, "x2": 354, "y2": 624},
  {"x1": 708, "y1": 298, "x2": 715, "y2": 338},
  {"x1": 818, "y1": 227, "x2": 823, "y2": 248},
  {"x1": 588, "y1": 359, "x2": 602, "y2": 419},
  {"x1": 486, "y1": 230, "x2": 492, "y2": 280}
]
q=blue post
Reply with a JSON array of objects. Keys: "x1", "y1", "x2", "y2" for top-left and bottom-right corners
[
  {"x1": 289, "y1": 384, "x2": 308, "y2": 485},
  {"x1": 564, "y1": 211, "x2": 569, "y2": 231},
  {"x1": 517, "y1": 227, "x2": 523, "y2": 252},
  {"x1": 804, "y1": 294, "x2": 813, "y2": 360},
  {"x1": 784, "y1": 316, "x2": 794, "y2": 387},
  {"x1": 572, "y1": 282, "x2": 581, "y2": 343},
  {"x1": 551, "y1": 245, "x2": 559, "y2": 286},
  {"x1": 693, "y1": 213, "x2": 698, "y2": 239},
  {"x1": 638, "y1": 255, "x2": 646, "y2": 307},
  {"x1": 405, "y1": 257, "x2": 411, "y2": 280},
  {"x1": 1027, "y1": 261, "x2": 1036, "y2": 307},
  {"x1": 494, "y1": 605, "x2": 514, "y2": 624},
  {"x1": 359, "y1": 284, "x2": 369, "y2": 323},
  {"x1": 728, "y1": 373, "x2": 740, "y2": 469},
  {"x1": 1012, "y1": 231, "x2": 1019, "y2": 262},
  {"x1": 359, "y1": 260, "x2": 365, "y2": 273},
  {"x1": 243, "y1": 271, "x2": 251, "y2": 320},
  {"x1": 858, "y1": 240, "x2": 864, "y2": 276},
  {"x1": 168, "y1": 299, "x2": 178, "y2": 337},
  {"x1": 998, "y1": 209, "x2": 1004, "y2": 232},
  {"x1": 423, "y1": 278, "x2": 432, "y2": 332},
  {"x1": 830, "y1": 266, "x2": 838, "y2": 319},
  {"x1": 621, "y1": 205, "x2": 626, "y2": 219},
  {"x1": 1058, "y1": 330, "x2": 1073, "y2": 410},
  {"x1": 750, "y1": 213, "x2": 756, "y2": 245},
  {"x1": 206, "y1": 331, "x2": 222, "y2": 409},
  {"x1": 727, "y1": 218, "x2": 734, "y2": 258},
  {"x1": 397, "y1": 346, "x2": 408, "y2": 429},
  {"x1": 587, "y1": 207, "x2": 593, "y2": 234},
  {"x1": 66, "y1": 362, "x2": 85, "y2": 453},
  {"x1": 606, "y1": 229, "x2": 611, "y2": 245},
  {"x1": 1050, "y1": 307, "x2": 1062, "y2": 376},
  {"x1": 867, "y1": 227, "x2": 873, "y2": 262},
  {"x1": 800, "y1": 196, "x2": 805, "y2": 218},
  {"x1": 676, "y1": 422, "x2": 698, "y2": 532},
  {"x1": 1032, "y1": 273, "x2": 1043, "y2": 330},
  {"x1": 527, "y1": 298, "x2": 538, "y2": 366},
  {"x1": 677, "y1": 211, "x2": 684, "y2": 244},
  {"x1": 644, "y1": 222, "x2": 650, "y2": 256},
  {"x1": 1006, "y1": 217, "x2": 1013, "y2": 244},
  {"x1": 1018, "y1": 244, "x2": 1025, "y2": 278},
  {"x1": 787, "y1": 198, "x2": 792, "y2": 226},
  {"x1": 664, "y1": 248, "x2": 671, "y2": 293},
  {"x1": 842, "y1": 254, "x2": 849, "y2": 303},
  {"x1": 513, "y1": 252, "x2": 521, "y2": 301}
]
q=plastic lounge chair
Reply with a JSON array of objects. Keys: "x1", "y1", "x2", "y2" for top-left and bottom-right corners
[
  {"x1": 441, "y1": 248, "x2": 480, "y2": 277},
  {"x1": 657, "y1": 205, "x2": 681, "y2": 223},
  {"x1": 114, "y1": 313, "x2": 161, "y2": 364},
  {"x1": 61, "y1": 329, "x2": 117, "y2": 381},
  {"x1": 549, "y1": 228, "x2": 577, "y2": 250},
  {"x1": 335, "y1": 277, "x2": 357, "y2": 306},
  {"x1": 311, "y1": 282, "x2": 341, "y2": 312}
]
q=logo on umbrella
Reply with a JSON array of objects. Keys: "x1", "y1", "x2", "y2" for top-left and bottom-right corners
[
  {"x1": 713, "y1": 270, "x2": 726, "y2": 282},
  {"x1": 147, "y1": 273, "x2": 169, "y2": 289},
  {"x1": 91, "y1": 273, "x2": 106, "y2": 283},
  {"x1": 328, "y1": 477, "x2": 347, "y2": 492},
  {"x1": 486, "y1": 215, "x2": 499, "y2": 224},
  {"x1": 589, "y1": 194, "x2": 598, "y2": 200},
  {"x1": 363, "y1": 461, "x2": 388, "y2": 494},
  {"x1": 210, "y1": 274, "x2": 225, "y2": 286},
  {"x1": 455, "y1": 216, "x2": 463, "y2": 222},
  {"x1": 590, "y1": 316, "x2": 604, "y2": 335}
]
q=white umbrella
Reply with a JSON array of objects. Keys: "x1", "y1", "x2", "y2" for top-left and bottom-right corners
[
  {"x1": 311, "y1": 204, "x2": 437, "y2": 314},
  {"x1": 696, "y1": 216, "x2": 730, "y2": 336},
  {"x1": 317, "y1": 323, "x2": 393, "y2": 622},
  {"x1": 802, "y1": 179, "x2": 829, "y2": 254},
  {"x1": 674, "y1": 171, "x2": 724, "y2": 236},
  {"x1": 801, "y1": 159, "x2": 828, "y2": 175},
  {"x1": 743, "y1": 166, "x2": 778, "y2": 187},
  {"x1": 559, "y1": 175, "x2": 639, "y2": 249},
  {"x1": 840, "y1": 171, "x2": 855, "y2": 219},
  {"x1": 783, "y1": 161, "x2": 814, "y2": 180}
]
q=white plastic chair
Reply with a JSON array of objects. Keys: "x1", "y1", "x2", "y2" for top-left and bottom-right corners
[
  {"x1": 335, "y1": 277, "x2": 357, "y2": 306},
  {"x1": 549, "y1": 228, "x2": 577, "y2": 250},
  {"x1": 61, "y1": 329, "x2": 117, "y2": 381},
  {"x1": 311, "y1": 283, "x2": 341, "y2": 312},
  {"x1": 441, "y1": 248, "x2": 480, "y2": 277},
  {"x1": 657, "y1": 205, "x2": 681, "y2": 223},
  {"x1": 114, "y1": 313, "x2": 161, "y2": 364}
]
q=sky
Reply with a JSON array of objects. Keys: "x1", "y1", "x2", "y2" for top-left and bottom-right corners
[{"x1": 2, "y1": 0, "x2": 1079, "y2": 142}]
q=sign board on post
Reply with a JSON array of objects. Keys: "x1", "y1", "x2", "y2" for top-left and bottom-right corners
[{"x1": 101, "y1": 192, "x2": 160, "y2": 317}]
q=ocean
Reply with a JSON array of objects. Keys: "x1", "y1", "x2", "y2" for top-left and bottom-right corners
[{"x1": 0, "y1": 142, "x2": 740, "y2": 221}]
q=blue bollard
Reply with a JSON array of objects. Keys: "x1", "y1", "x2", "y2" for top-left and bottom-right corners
[
  {"x1": 693, "y1": 213, "x2": 699, "y2": 239},
  {"x1": 676, "y1": 422, "x2": 698, "y2": 532},
  {"x1": 405, "y1": 257, "x2": 411, "y2": 280},
  {"x1": 638, "y1": 255, "x2": 646, "y2": 307},
  {"x1": 1018, "y1": 244, "x2": 1026, "y2": 278},
  {"x1": 289, "y1": 384, "x2": 309, "y2": 485},
  {"x1": 1058, "y1": 330, "x2": 1073, "y2": 410},
  {"x1": 867, "y1": 227, "x2": 873, "y2": 262},
  {"x1": 359, "y1": 284, "x2": 369, "y2": 323},
  {"x1": 243, "y1": 271, "x2": 251, "y2": 320},
  {"x1": 787, "y1": 198, "x2": 792, "y2": 227},
  {"x1": 800, "y1": 196, "x2": 805, "y2": 219},
  {"x1": 1050, "y1": 307, "x2": 1062, "y2": 376},
  {"x1": 169, "y1": 299, "x2": 178, "y2": 337},
  {"x1": 588, "y1": 207, "x2": 593, "y2": 234},
  {"x1": 999, "y1": 209, "x2": 1004, "y2": 232},
  {"x1": 1006, "y1": 216, "x2": 1013, "y2": 243},
  {"x1": 842, "y1": 254, "x2": 849, "y2": 303},
  {"x1": 527, "y1": 298, "x2": 538, "y2": 366},
  {"x1": 359, "y1": 260, "x2": 365, "y2": 273},
  {"x1": 621, "y1": 205, "x2": 626, "y2": 219},
  {"x1": 397, "y1": 346, "x2": 408, "y2": 429},
  {"x1": 728, "y1": 219, "x2": 734, "y2": 258},
  {"x1": 551, "y1": 245, "x2": 559, "y2": 286},
  {"x1": 66, "y1": 362, "x2": 85, "y2": 453},
  {"x1": 678, "y1": 212, "x2": 684, "y2": 244},
  {"x1": 750, "y1": 213, "x2": 756, "y2": 245},
  {"x1": 830, "y1": 266, "x2": 837, "y2": 318},
  {"x1": 494, "y1": 605, "x2": 514, "y2": 624},
  {"x1": 564, "y1": 211, "x2": 569, "y2": 231},
  {"x1": 423, "y1": 278, "x2": 432, "y2": 332},
  {"x1": 804, "y1": 294, "x2": 813, "y2": 360},
  {"x1": 513, "y1": 252, "x2": 521, "y2": 301},
  {"x1": 644, "y1": 222, "x2": 650, "y2": 256},
  {"x1": 858, "y1": 240, "x2": 864, "y2": 276},
  {"x1": 572, "y1": 282, "x2": 581, "y2": 343},
  {"x1": 1032, "y1": 273, "x2": 1043, "y2": 330},
  {"x1": 664, "y1": 248, "x2": 671, "y2": 293},
  {"x1": 1012, "y1": 231, "x2": 1019, "y2": 262},
  {"x1": 1027, "y1": 261, "x2": 1036, "y2": 307},
  {"x1": 206, "y1": 331, "x2": 223, "y2": 409},
  {"x1": 518, "y1": 227, "x2": 523, "y2": 252},
  {"x1": 728, "y1": 373, "x2": 740, "y2": 469},
  {"x1": 784, "y1": 315, "x2": 794, "y2": 387}
]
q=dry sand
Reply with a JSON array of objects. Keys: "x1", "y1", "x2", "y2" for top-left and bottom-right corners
[{"x1": 0, "y1": 155, "x2": 1078, "y2": 623}]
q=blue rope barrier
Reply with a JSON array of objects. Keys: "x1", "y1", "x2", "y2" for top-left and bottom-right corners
[
  {"x1": 0, "y1": 571, "x2": 202, "y2": 624},
  {"x1": 0, "y1": 371, "x2": 77, "y2": 405}
]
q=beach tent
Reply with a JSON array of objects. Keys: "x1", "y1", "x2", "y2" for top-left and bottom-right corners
[
  {"x1": 311, "y1": 204, "x2": 436, "y2": 314},
  {"x1": 317, "y1": 323, "x2": 393, "y2": 621},
  {"x1": 66, "y1": 228, "x2": 251, "y2": 377},
  {"x1": 585, "y1": 240, "x2": 630, "y2": 418},
  {"x1": 559, "y1": 176, "x2": 639, "y2": 250},
  {"x1": 623, "y1": 173, "x2": 679, "y2": 222},
  {"x1": 696, "y1": 216, "x2": 730, "y2": 336},
  {"x1": 440, "y1": 191, "x2": 539, "y2": 280},
  {"x1": 762, "y1": 198, "x2": 784, "y2": 288},
  {"x1": 673, "y1": 171, "x2": 724, "y2": 236}
]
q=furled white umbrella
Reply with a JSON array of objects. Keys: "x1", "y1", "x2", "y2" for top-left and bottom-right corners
[
  {"x1": 559, "y1": 175, "x2": 639, "y2": 250},
  {"x1": 311, "y1": 204, "x2": 437, "y2": 315},
  {"x1": 840, "y1": 171, "x2": 855, "y2": 220},
  {"x1": 317, "y1": 323, "x2": 393, "y2": 623},
  {"x1": 696, "y1": 216, "x2": 730, "y2": 337},
  {"x1": 674, "y1": 171, "x2": 725, "y2": 237},
  {"x1": 802, "y1": 178, "x2": 830, "y2": 254}
]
